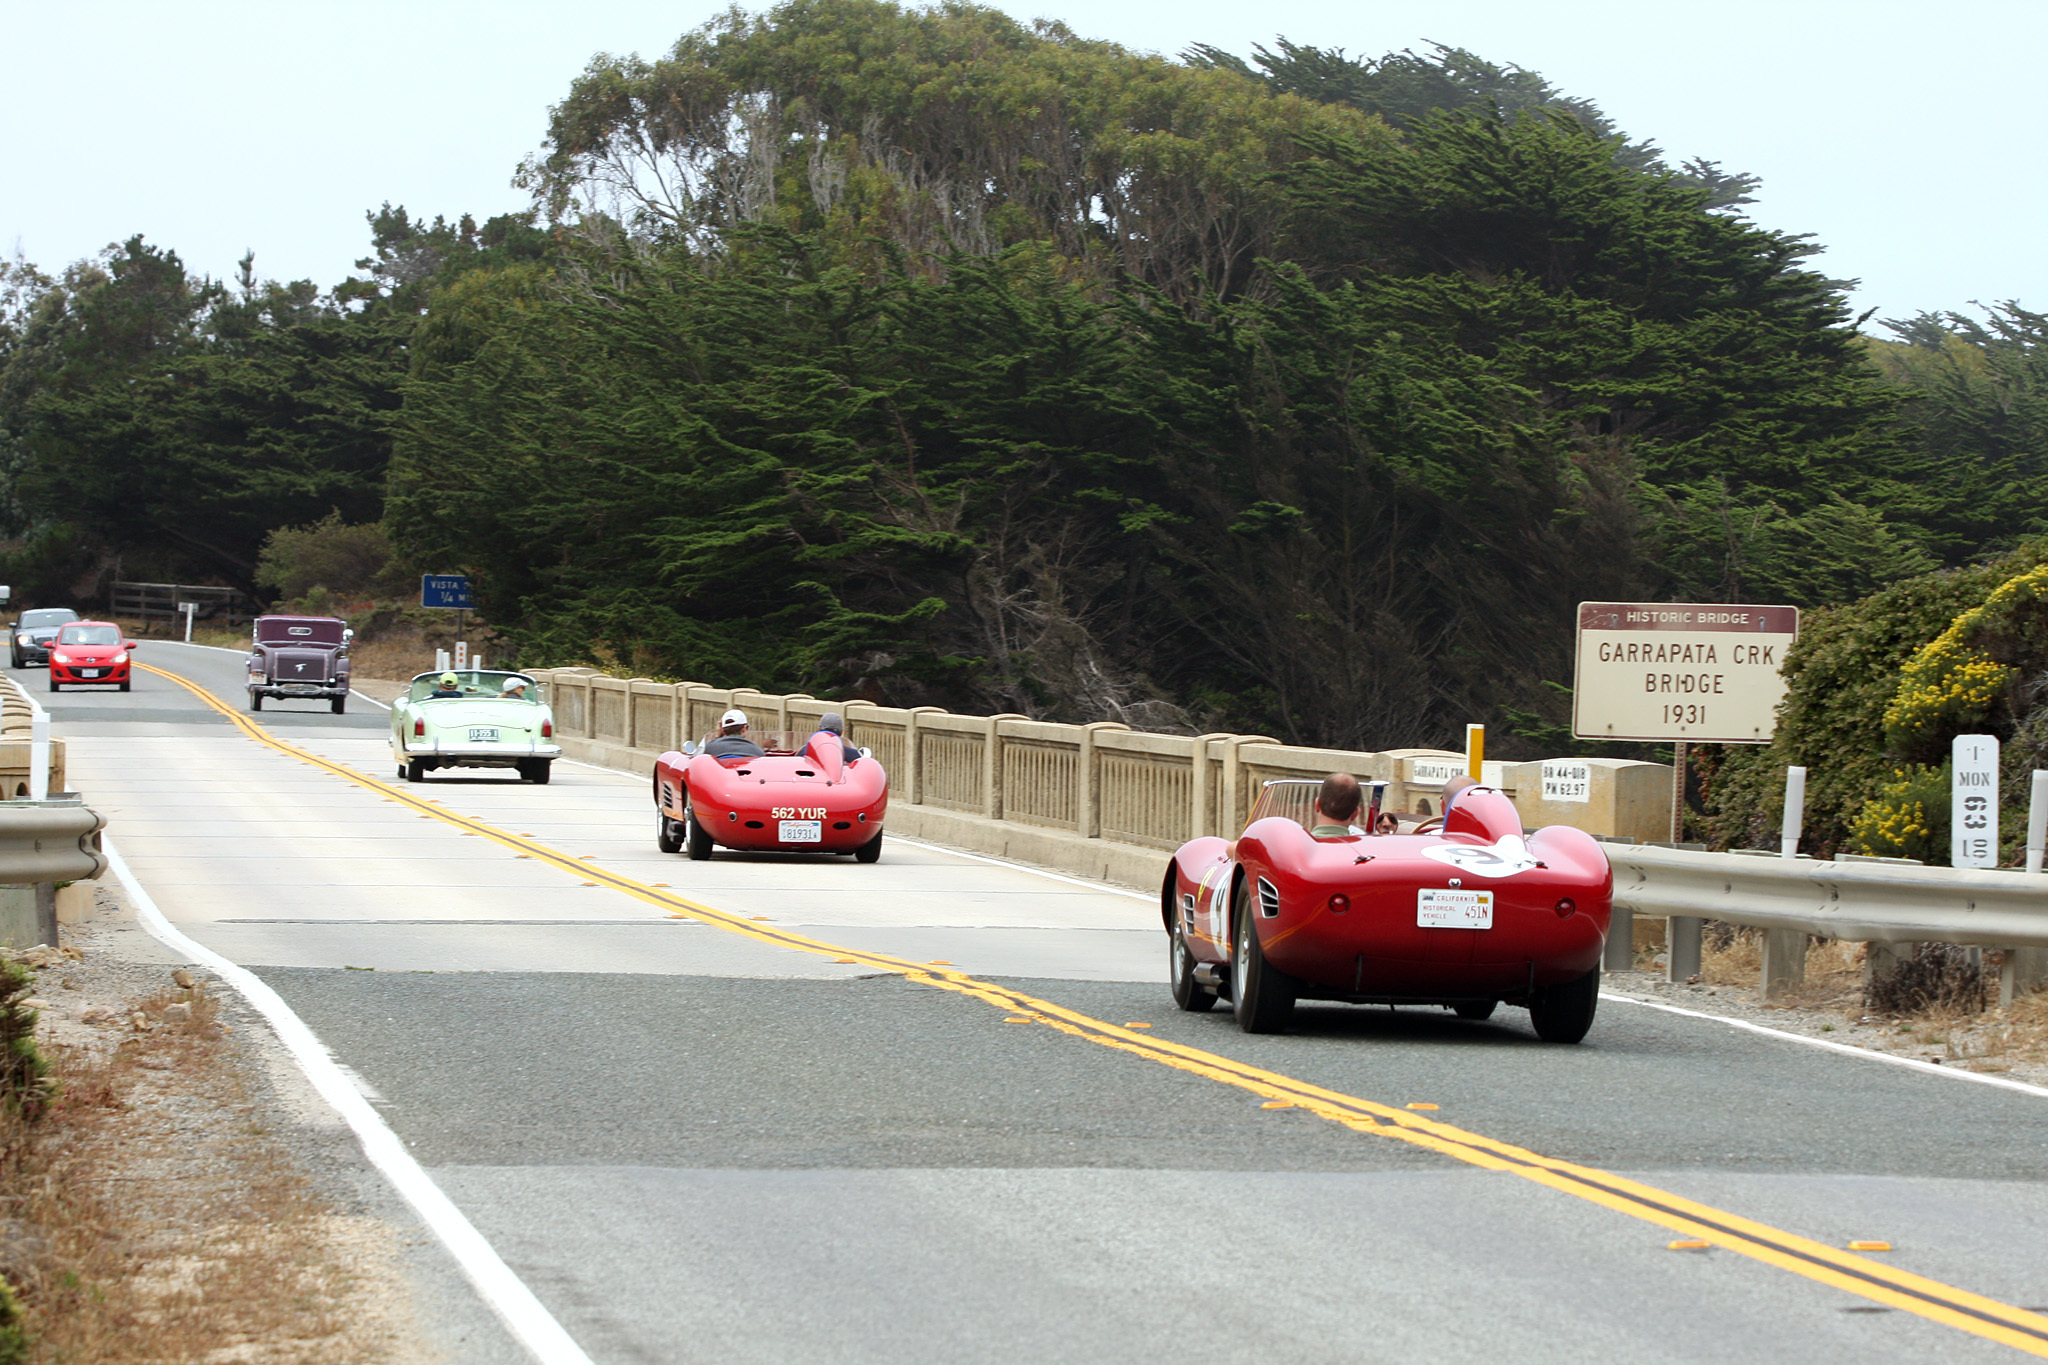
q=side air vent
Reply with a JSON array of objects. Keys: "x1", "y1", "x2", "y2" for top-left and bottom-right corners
[{"x1": 1257, "y1": 878, "x2": 1281, "y2": 918}]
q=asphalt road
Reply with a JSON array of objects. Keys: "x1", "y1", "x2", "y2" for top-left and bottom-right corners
[{"x1": 34, "y1": 642, "x2": 2048, "y2": 1364}]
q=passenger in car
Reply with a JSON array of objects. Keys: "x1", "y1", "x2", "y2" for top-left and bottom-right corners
[
  {"x1": 704, "y1": 707, "x2": 766, "y2": 759},
  {"x1": 1308, "y1": 772, "x2": 1364, "y2": 838},
  {"x1": 806, "y1": 711, "x2": 862, "y2": 763}
]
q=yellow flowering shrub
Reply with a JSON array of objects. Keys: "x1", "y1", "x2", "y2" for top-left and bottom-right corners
[
  {"x1": 1881, "y1": 563, "x2": 2048, "y2": 752},
  {"x1": 1848, "y1": 764, "x2": 1948, "y2": 862}
]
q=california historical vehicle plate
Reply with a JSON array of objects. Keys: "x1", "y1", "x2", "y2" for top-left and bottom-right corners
[{"x1": 1417, "y1": 888, "x2": 1493, "y2": 929}]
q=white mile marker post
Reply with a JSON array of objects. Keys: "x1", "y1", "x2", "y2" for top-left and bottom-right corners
[
  {"x1": 1951, "y1": 734, "x2": 2000, "y2": 868},
  {"x1": 1780, "y1": 765, "x2": 1806, "y2": 858}
]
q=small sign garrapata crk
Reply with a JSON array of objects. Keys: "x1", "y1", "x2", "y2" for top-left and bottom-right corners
[{"x1": 1572, "y1": 602, "x2": 1800, "y2": 744}]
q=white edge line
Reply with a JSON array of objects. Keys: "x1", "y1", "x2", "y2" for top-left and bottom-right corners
[
  {"x1": 1601, "y1": 991, "x2": 2048, "y2": 1100},
  {"x1": 104, "y1": 834, "x2": 596, "y2": 1365}
]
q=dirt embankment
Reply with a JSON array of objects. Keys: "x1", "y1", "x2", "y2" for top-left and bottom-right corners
[{"x1": 0, "y1": 893, "x2": 435, "y2": 1364}]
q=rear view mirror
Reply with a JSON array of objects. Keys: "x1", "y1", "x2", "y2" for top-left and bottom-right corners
[
  {"x1": 681, "y1": 741, "x2": 699, "y2": 757},
  {"x1": 125, "y1": 640, "x2": 138, "y2": 650}
]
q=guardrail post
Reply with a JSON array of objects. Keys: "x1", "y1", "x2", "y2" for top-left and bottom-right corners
[
  {"x1": 33, "y1": 883, "x2": 55, "y2": 947},
  {"x1": 1863, "y1": 939, "x2": 1907, "y2": 1001},
  {"x1": 1761, "y1": 929, "x2": 1807, "y2": 1000},
  {"x1": 1667, "y1": 916, "x2": 1703, "y2": 982},
  {"x1": 2001, "y1": 947, "x2": 2048, "y2": 1006},
  {"x1": 1603, "y1": 903, "x2": 1635, "y2": 972}
]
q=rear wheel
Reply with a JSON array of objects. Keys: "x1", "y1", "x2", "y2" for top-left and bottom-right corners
[
  {"x1": 404, "y1": 759, "x2": 425, "y2": 783},
  {"x1": 1528, "y1": 968, "x2": 1599, "y2": 1044},
  {"x1": 331, "y1": 695, "x2": 346, "y2": 715},
  {"x1": 854, "y1": 829, "x2": 884, "y2": 864},
  {"x1": 250, "y1": 693, "x2": 263, "y2": 712},
  {"x1": 517, "y1": 759, "x2": 551, "y2": 785},
  {"x1": 1169, "y1": 915, "x2": 1217, "y2": 1013},
  {"x1": 656, "y1": 811, "x2": 681, "y2": 854},
  {"x1": 1453, "y1": 1000, "x2": 1498, "y2": 1021},
  {"x1": 687, "y1": 812, "x2": 714, "y2": 861},
  {"x1": 1232, "y1": 881, "x2": 1294, "y2": 1034}
]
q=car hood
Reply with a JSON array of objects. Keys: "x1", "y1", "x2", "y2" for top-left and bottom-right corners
[{"x1": 52, "y1": 646, "x2": 121, "y2": 659}]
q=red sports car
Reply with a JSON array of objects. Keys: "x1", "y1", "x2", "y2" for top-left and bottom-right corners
[
  {"x1": 653, "y1": 730, "x2": 888, "y2": 862},
  {"x1": 47, "y1": 621, "x2": 135, "y2": 693},
  {"x1": 1163, "y1": 780, "x2": 1613, "y2": 1041}
]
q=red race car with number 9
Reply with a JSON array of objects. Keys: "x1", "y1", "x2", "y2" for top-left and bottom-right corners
[
  {"x1": 652, "y1": 717, "x2": 888, "y2": 863},
  {"x1": 1163, "y1": 778, "x2": 1612, "y2": 1041}
]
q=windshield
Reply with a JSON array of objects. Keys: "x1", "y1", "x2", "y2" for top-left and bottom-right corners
[
  {"x1": 1244, "y1": 778, "x2": 1386, "y2": 835},
  {"x1": 256, "y1": 617, "x2": 345, "y2": 645},
  {"x1": 699, "y1": 730, "x2": 818, "y2": 755},
  {"x1": 20, "y1": 610, "x2": 76, "y2": 628},
  {"x1": 56, "y1": 625, "x2": 121, "y2": 646},
  {"x1": 408, "y1": 671, "x2": 539, "y2": 702}
]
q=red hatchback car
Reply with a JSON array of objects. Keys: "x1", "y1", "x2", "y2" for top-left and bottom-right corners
[{"x1": 47, "y1": 621, "x2": 136, "y2": 692}]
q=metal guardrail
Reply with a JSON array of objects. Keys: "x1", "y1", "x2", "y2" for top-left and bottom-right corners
[
  {"x1": 1609, "y1": 845, "x2": 2048, "y2": 949},
  {"x1": 0, "y1": 799, "x2": 107, "y2": 883},
  {"x1": 1606, "y1": 844, "x2": 2048, "y2": 1003}
]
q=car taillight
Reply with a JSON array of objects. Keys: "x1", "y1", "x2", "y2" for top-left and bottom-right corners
[
  {"x1": 541, "y1": 720, "x2": 552, "y2": 738},
  {"x1": 1554, "y1": 897, "x2": 1576, "y2": 918},
  {"x1": 1327, "y1": 893, "x2": 1350, "y2": 914},
  {"x1": 413, "y1": 718, "x2": 425, "y2": 737}
]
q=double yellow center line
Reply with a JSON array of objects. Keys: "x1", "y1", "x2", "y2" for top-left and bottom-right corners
[{"x1": 141, "y1": 662, "x2": 2048, "y2": 1355}]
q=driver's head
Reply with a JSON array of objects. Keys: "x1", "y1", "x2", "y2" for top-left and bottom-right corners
[
  {"x1": 817, "y1": 711, "x2": 845, "y2": 735},
  {"x1": 439, "y1": 672, "x2": 459, "y2": 688},
  {"x1": 1441, "y1": 775, "x2": 1480, "y2": 812},
  {"x1": 719, "y1": 707, "x2": 748, "y2": 735},
  {"x1": 1316, "y1": 772, "x2": 1362, "y2": 824}
]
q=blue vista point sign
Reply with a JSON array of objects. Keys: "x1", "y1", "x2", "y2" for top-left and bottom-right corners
[{"x1": 421, "y1": 574, "x2": 474, "y2": 609}]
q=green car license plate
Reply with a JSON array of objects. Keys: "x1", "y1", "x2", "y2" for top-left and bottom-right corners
[{"x1": 468, "y1": 727, "x2": 500, "y2": 743}]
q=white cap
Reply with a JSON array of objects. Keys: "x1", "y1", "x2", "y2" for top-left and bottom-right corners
[
  {"x1": 720, "y1": 708, "x2": 748, "y2": 729},
  {"x1": 500, "y1": 677, "x2": 528, "y2": 692}
]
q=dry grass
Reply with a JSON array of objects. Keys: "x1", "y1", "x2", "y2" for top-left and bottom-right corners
[{"x1": 1, "y1": 977, "x2": 416, "y2": 1363}]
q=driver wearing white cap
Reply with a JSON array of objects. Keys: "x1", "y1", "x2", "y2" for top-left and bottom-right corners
[{"x1": 703, "y1": 707, "x2": 766, "y2": 759}]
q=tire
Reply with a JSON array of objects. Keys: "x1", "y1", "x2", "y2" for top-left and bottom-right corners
[
  {"x1": 656, "y1": 811, "x2": 681, "y2": 854},
  {"x1": 46, "y1": 679, "x2": 58, "y2": 693},
  {"x1": 118, "y1": 680, "x2": 130, "y2": 693},
  {"x1": 250, "y1": 693, "x2": 263, "y2": 712},
  {"x1": 1528, "y1": 968, "x2": 1600, "y2": 1044},
  {"x1": 854, "y1": 829, "x2": 884, "y2": 863},
  {"x1": 519, "y1": 759, "x2": 551, "y2": 785},
  {"x1": 1169, "y1": 916, "x2": 1218, "y2": 1013},
  {"x1": 687, "y1": 812, "x2": 714, "y2": 861},
  {"x1": 404, "y1": 759, "x2": 425, "y2": 783},
  {"x1": 1453, "y1": 999, "x2": 1498, "y2": 1021},
  {"x1": 331, "y1": 695, "x2": 346, "y2": 715},
  {"x1": 1232, "y1": 880, "x2": 1294, "y2": 1033}
]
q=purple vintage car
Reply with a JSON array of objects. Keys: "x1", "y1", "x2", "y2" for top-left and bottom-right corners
[{"x1": 246, "y1": 615, "x2": 352, "y2": 713}]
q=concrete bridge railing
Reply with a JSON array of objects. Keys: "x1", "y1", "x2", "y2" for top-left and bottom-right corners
[{"x1": 527, "y1": 669, "x2": 1675, "y2": 880}]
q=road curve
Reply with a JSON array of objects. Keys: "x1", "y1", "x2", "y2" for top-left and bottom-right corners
[{"x1": 36, "y1": 642, "x2": 2048, "y2": 1363}]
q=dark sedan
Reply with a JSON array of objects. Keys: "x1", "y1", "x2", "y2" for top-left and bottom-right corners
[{"x1": 8, "y1": 608, "x2": 80, "y2": 668}]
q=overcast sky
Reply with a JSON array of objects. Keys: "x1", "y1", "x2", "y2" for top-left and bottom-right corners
[{"x1": 5, "y1": 0, "x2": 2038, "y2": 328}]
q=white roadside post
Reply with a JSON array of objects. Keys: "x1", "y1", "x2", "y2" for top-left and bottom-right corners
[
  {"x1": 1761, "y1": 765, "x2": 1809, "y2": 1000},
  {"x1": 181, "y1": 601, "x2": 196, "y2": 643},
  {"x1": 454, "y1": 640, "x2": 469, "y2": 670},
  {"x1": 2027, "y1": 770, "x2": 2048, "y2": 875},
  {"x1": 1951, "y1": 734, "x2": 1999, "y2": 869},
  {"x1": 1779, "y1": 766, "x2": 1807, "y2": 858},
  {"x1": 27, "y1": 699, "x2": 49, "y2": 802}
]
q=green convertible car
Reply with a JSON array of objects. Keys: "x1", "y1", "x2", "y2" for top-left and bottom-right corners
[{"x1": 390, "y1": 669, "x2": 563, "y2": 784}]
